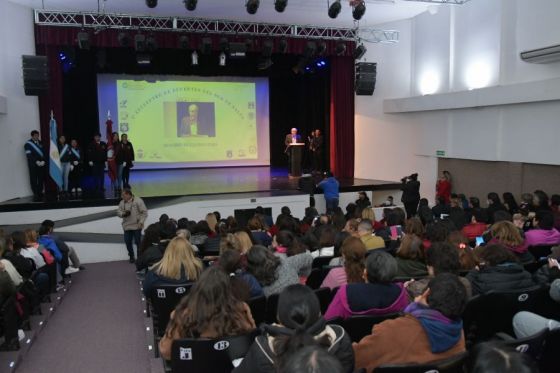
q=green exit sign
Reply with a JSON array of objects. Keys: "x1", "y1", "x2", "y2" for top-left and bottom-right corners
[{"x1": 436, "y1": 150, "x2": 446, "y2": 157}]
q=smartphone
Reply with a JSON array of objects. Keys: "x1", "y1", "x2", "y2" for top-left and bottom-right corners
[{"x1": 475, "y1": 236, "x2": 484, "y2": 246}]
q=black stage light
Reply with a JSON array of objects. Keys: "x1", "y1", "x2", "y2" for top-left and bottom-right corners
[
  {"x1": 303, "y1": 41, "x2": 317, "y2": 59},
  {"x1": 179, "y1": 35, "x2": 189, "y2": 49},
  {"x1": 354, "y1": 43, "x2": 367, "y2": 60},
  {"x1": 352, "y1": 0, "x2": 366, "y2": 20},
  {"x1": 134, "y1": 34, "x2": 146, "y2": 52},
  {"x1": 219, "y1": 38, "x2": 229, "y2": 52},
  {"x1": 146, "y1": 35, "x2": 158, "y2": 52},
  {"x1": 335, "y1": 41, "x2": 347, "y2": 56},
  {"x1": 246, "y1": 0, "x2": 260, "y2": 15},
  {"x1": 261, "y1": 39, "x2": 274, "y2": 58},
  {"x1": 274, "y1": 0, "x2": 288, "y2": 13},
  {"x1": 201, "y1": 37, "x2": 212, "y2": 54},
  {"x1": 184, "y1": 0, "x2": 197, "y2": 11},
  {"x1": 146, "y1": 0, "x2": 157, "y2": 9},
  {"x1": 328, "y1": 0, "x2": 341, "y2": 19},
  {"x1": 77, "y1": 32, "x2": 90, "y2": 50},
  {"x1": 118, "y1": 32, "x2": 131, "y2": 47},
  {"x1": 278, "y1": 37, "x2": 288, "y2": 53},
  {"x1": 317, "y1": 41, "x2": 327, "y2": 56}
]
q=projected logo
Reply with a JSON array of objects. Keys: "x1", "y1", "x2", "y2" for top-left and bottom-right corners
[{"x1": 175, "y1": 102, "x2": 216, "y2": 138}]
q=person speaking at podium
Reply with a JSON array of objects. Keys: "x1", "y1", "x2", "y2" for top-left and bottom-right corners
[{"x1": 284, "y1": 128, "x2": 302, "y2": 174}]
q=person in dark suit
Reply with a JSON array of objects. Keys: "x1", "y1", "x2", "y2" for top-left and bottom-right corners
[
  {"x1": 24, "y1": 130, "x2": 46, "y2": 201},
  {"x1": 178, "y1": 104, "x2": 214, "y2": 137},
  {"x1": 401, "y1": 173, "x2": 421, "y2": 219},
  {"x1": 87, "y1": 132, "x2": 107, "y2": 195},
  {"x1": 284, "y1": 128, "x2": 302, "y2": 171},
  {"x1": 310, "y1": 129, "x2": 324, "y2": 172}
]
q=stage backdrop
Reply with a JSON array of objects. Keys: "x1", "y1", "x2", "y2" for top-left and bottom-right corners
[{"x1": 35, "y1": 26, "x2": 355, "y2": 179}]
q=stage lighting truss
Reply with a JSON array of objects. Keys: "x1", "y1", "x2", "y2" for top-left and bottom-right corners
[
  {"x1": 357, "y1": 28, "x2": 399, "y2": 44},
  {"x1": 402, "y1": 0, "x2": 471, "y2": 4}
]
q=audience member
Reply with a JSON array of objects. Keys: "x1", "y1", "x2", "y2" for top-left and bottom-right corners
[
  {"x1": 158, "y1": 266, "x2": 256, "y2": 360},
  {"x1": 417, "y1": 198, "x2": 434, "y2": 226},
  {"x1": 355, "y1": 191, "x2": 371, "y2": 210},
  {"x1": 519, "y1": 193, "x2": 536, "y2": 215},
  {"x1": 142, "y1": 237, "x2": 202, "y2": 296},
  {"x1": 353, "y1": 273, "x2": 467, "y2": 372},
  {"x1": 468, "y1": 342, "x2": 538, "y2": 373},
  {"x1": 233, "y1": 230, "x2": 254, "y2": 255},
  {"x1": 447, "y1": 231, "x2": 478, "y2": 271},
  {"x1": 247, "y1": 217, "x2": 272, "y2": 246},
  {"x1": 357, "y1": 220, "x2": 385, "y2": 251},
  {"x1": 533, "y1": 190, "x2": 550, "y2": 212},
  {"x1": 502, "y1": 192, "x2": 520, "y2": 215},
  {"x1": 247, "y1": 245, "x2": 312, "y2": 297},
  {"x1": 395, "y1": 234, "x2": 428, "y2": 278},
  {"x1": 467, "y1": 244, "x2": 535, "y2": 296},
  {"x1": 136, "y1": 223, "x2": 163, "y2": 272},
  {"x1": 431, "y1": 197, "x2": 450, "y2": 220},
  {"x1": 218, "y1": 249, "x2": 263, "y2": 299},
  {"x1": 525, "y1": 210, "x2": 560, "y2": 247},
  {"x1": 311, "y1": 225, "x2": 336, "y2": 258},
  {"x1": 488, "y1": 221, "x2": 533, "y2": 262},
  {"x1": 205, "y1": 213, "x2": 218, "y2": 237},
  {"x1": 461, "y1": 209, "x2": 488, "y2": 241},
  {"x1": 321, "y1": 237, "x2": 366, "y2": 290},
  {"x1": 486, "y1": 193, "x2": 507, "y2": 224},
  {"x1": 235, "y1": 284, "x2": 354, "y2": 373},
  {"x1": 280, "y1": 345, "x2": 345, "y2": 373},
  {"x1": 0, "y1": 237, "x2": 23, "y2": 286},
  {"x1": 324, "y1": 251, "x2": 409, "y2": 320}
]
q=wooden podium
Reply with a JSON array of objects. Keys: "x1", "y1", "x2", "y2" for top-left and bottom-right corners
[{"x1": 287, "y1": 143, "x2": 304, "y2": 177}]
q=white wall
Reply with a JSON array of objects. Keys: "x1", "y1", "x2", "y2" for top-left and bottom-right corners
[
  {"x1": 355, "y1": 0, "x2": 560, "y2": 203},
  {"x1": 0, "y1": 0, "x2": 39, "y2": 201}
]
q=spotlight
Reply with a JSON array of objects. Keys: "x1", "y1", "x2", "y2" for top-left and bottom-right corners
[
  {"x1": 303, "y1": 41, "x2": 317, "y2": 59},
  {"x1": 278, "y1": 37, "x2": 288, "y2": 53},
  {"x1": 146, "y1": 35, "x2": 158, "y2": 52},
  {"x1": 317, "y1": 41, "x2": 327, "y2": 56},
  {"x1": 191, "y1": 51, "x2": 199, "y2": 66},
  {"x1": 354, "y1": 43, "x2": 367, "y2": 60},
  {"x1": 146, "y1": 0, "x2": 157, "y2": 8},
  {"x1": 335, "y1": 41, "x2": 347, "y2": 56},
  {"x1": 134, "y1": 34, "x2": 146, "y2": 52},
  {"x1": 118, "y1": 32, "x2": 131, "y2": 48},
  {"x1": 261, "y1": 39, "x2": 274, "y2": 58},
  {"x1": 184, "y1": 0, "x2": 197, "y2": 11},
  {"x1": 179, "y1": 35, "x2": 190, "y2": 49},
  {"x1": 201, "y1": 37, "x2": 212, "y2": 54},
  {"x1": 352, "y1": 0, "x2": 366, "y2": 21},
  {"x1": 219, "y1": 38, "x2": 229, "y2": 53},
  {"x1": 246, "y1": 0, "x2": 260, "y2": 15},
  {"x1": 77, "y1": 32, "x2": 90, "y2": 50},
  {"x1": 274, "y1": 0, "x2": 287, "y2": 12},
  {"x1": 219, "y1": 52, "x2": 226, "y2": 67},
  {"x1": 328, "y1": 0, "x2": 341, "y2": 19}
]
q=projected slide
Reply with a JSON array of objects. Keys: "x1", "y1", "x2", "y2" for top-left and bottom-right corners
[{"x1": 96, "y1": 75, "x2": 270, "y2": 169}]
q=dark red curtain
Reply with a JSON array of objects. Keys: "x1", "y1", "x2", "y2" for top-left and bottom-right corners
[{"x1": 329, "y1": 56, "x2": 355, "y2": 178}]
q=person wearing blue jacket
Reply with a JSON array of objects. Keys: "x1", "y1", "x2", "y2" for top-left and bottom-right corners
[
  {"x1": 317, "y1": 171, "x2": 340, "y2": 213},
  {"x1": 38, "y1": 224, "x2": 69, "y2": 279}
]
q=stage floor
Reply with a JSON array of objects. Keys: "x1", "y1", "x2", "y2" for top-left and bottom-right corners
[{"x1": 0, "y1": 167, "x2": 401, "y2": 212}]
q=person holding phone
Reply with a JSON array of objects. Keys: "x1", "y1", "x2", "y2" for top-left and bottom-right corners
[{"x1": 117, "y1": 188, "x2": 148, "y2": 263}]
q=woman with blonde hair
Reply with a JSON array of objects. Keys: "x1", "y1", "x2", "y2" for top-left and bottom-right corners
[
  {"x1": 205, "y1": 213, "x2": 218, "y2": 236},
  {"x1": 361, "y1": 207, "x2": 376, "y2": 222},
  {"x1": 234, "y1": 230, "x2": 253, "y2": 254},
  {"x1": 142, "y1": 237, "x2": 202, "y2": 296},
  {"x1": 488, "y1": 221, "x2": 533, "y2": 263}
]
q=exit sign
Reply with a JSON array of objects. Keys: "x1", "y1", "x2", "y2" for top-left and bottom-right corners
[{"x1": 436, "y1": 150, "x2": 445, "y2": 157}]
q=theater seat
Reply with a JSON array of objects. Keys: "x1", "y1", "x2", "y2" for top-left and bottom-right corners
[
  {"x1": 314, "y1": 287, "x2": 333, "y2": 315},
  {"x1": 247, "y1": 295, "x2": 266, "y2": 326},
  {"x1": 170, "y1": 330, "x2": 259, "y2": 373},
  {"x1": 528, "y1": 245, "x2": 553, "y2": 260},
  {"x1": 495, "y1": 328, "x2": 548, "y2": 361},
  {"x1": 264, "y1": 293, "x2": 279, "y2": 324},
  {"x1": 373, "y1": 351, "x2": 468, "y2": 373},
  {"x1": 340, "y1": 313, "x2": 401, "y2": 343},
  {"x1": 540, "y1": 328, "x2": 560, "y2": 373},
  {"x1": 305, "y1": 268, "x2": 330, "y2": 290},
  {"x1": 312, "y1": 256, "x2": 334, "y2": 269}
]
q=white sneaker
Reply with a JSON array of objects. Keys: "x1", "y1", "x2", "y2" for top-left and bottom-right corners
[
  {"x1": 77, "y1": 187, "x2": 82, "y2": 192},
  {"x1": 18, "y1": 329, "x2": 25, "y2": 341},
  {"x1": 65, "y1": 266, "x2": 80, "y2": 275},
  {"x1": 71, "y1": 188, "x2": 76, "y2": 192}
]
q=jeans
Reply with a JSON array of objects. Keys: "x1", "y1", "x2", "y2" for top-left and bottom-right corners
[
  {"x1": 325, "y1": 198, "x2": 339, "y2": 213},
  {"x1": 117, "y1": 164, "x2": 124, "y2": 189},
  {"x1": 124, "y1": 229, "x2": 142, "y2": 259},
  {"x1": 61, "y1": 162, "x2": 71, "y2": 191},
  {"x1": 513, "y1": 311, "x2": 560, "y2": 338}
]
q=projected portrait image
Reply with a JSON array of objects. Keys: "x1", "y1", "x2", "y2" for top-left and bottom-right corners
[{"x1": 177, "y1": 102, "x2": 216, "y2": 137}]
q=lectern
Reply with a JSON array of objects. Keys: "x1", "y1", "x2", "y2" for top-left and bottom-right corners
[{"x1": 287, "y1": 143, "x2": 304, "y2": 177}]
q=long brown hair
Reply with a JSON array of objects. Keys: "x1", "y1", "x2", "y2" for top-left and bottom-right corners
[
  {"x1": 165, "y1": 266, "x2": 253, "y2": 339},
  {"x1": 490, "y1": 221, "x2": 524, "y2": 247},
  {"x1": 396, "y1": 234, "x2": 424, "y2": 261},
  {"x1": 447, "y1": 231, "x2": 478, "y2": 270},
  {"x1": 341, "y1": 237, "x2": 367, "y2": 284}
]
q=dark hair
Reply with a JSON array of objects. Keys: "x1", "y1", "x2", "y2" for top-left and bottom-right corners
[
  {"x1": 392, "y1": 208, "x2": 406, "y2": 226},
  {"x1": 193, "y1": 220, "x2": 211, "y2": 235},
  {"x1": 139, "y1": 223, "x2": 161, "y2": 255},
  {"x1": 535, "y1": 210, "x2": 554, "y2": 230},
  {"x1": 325, "y1": 171, "x2": 333, "y2": 178},
  {"x1": 177, "y1": 218, "x2": 189, "y2": 230},
  {"x1": 41, "y1": 219, "x2": 55, "y2": 228},
  {"x1": 276, "y1": 230, "x2": 304, "y2": 256},
  {"x1": 213, "y1": 211, "x2": 222, "y2": 221},
  {"x1": 419, "y1": 198, "x2": 429, "y2": 207},
  {"x1": 10, "y1": 231, "x2": 27, "y2": 252},
  {"x1": 218, "y1": 250, "x2": 251, "y2": 301},
  {"x1": 469, "y1": 342, "x2": 538, "y2": 373},
  {"x1": 281, "y1": 206, "x2": 291, "y2": 216},
  {"x1": 226, "y1": 216, "x2": 238, "y2": 230},
  {"x1": 437, "y1": 196, "x2": 447, "y2": 206},
  {"x1": 247, "y1": 216, "x2": 264, "y2": 231},
  {"x1": 161, "y1": 220, "x2": 178, "y2": 239},
  {"x1": 122, "y1": 188, "x2": 133, "y2": 196},
  {"x1": 472, "y1": 209, "x2": 487, "y2": 223},
  {"x1": 493, "y1": 210, "x2": 512, "y2": 223},
  {"x1": 159, "y1": 214, "x2": 169, "y2": 225},
  {"x1": 551, "y1": 194, "x2": 560, "y2": 208},
  {"x1": 425, "y1": 243, "x2": 461, "y2": 275},
  {"x1": 447, "y1": 231, "x2": 478, "y2": 270},
  {"x1": 281, "y1": 345, "x2": 344, "y2": 373},
  {"x1": 487, "y1": 193, "x2": 500, "y2": 205},
  {"x1": 385, "y1": 211, "x2": 401, "y2": 227},
  {"x1": 38, "y1": 224, "x2": 51, "y2": 236},
  {"x1": 502, "y1": 192, "x2": 519, "y2": 213},
  {"x1": 425, "y1": 221, "x2": 451, "y2": 243},
  {"x1": 318, "y1": 225, "x2": 337, "y2": 248},
  {"x1": 478, "y1": 244, "x2": 518, "y2": 266},
  {"x1": 273, "y1": 285, "x2": 330, "y2": 369},
  {"x1": 345, "y1": 203, "x2": 357, "y2": 215},
  {"x1": 469, "y1": 197, "x2": 481, "y2": 208},
  {"x1": 426, "y1": 273, "x2": 467, "y2": 318},
  {"x1": 365, "y1": 250, "x2": 397, "y2": 283},
  {"x1": 534, "y1": 190, "x2": 549, "y2": 210},
  {"x1": 275, "y1": 214, "x2": 298, "y2": 233},
  {"x1": 164, "y1": 267, "x2": 251, "y2": 339},
  {"x1": 333, "y1": 231, "x2": 351, "y2": 257},
  {"x1": 31, "y1": 130, "x2": 39, "y2": 136},
  {"x1": 247, "y1": 245, "x2": 280, "y2": 286}
]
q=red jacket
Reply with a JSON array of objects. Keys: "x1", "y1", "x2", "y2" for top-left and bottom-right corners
[{"x1": 461, "y1": 223, "x2": 487, "y2": 241}]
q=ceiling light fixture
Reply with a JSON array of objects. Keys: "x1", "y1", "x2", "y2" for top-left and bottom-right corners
[
  {"x1": 184, "y1": 0, "x2": 197, "y2": 11},
  {"x1": 246, "y1": 0, "x2": 260, "y2": 15},
  {"x1": 145, "y1": 0, "x2": 157, "y2": 9},
  {"x1": 352, "y1": 0, "x2": 366, "y2": 21},
  {"x1": 328, "y1": 0, "x2": 341, "y2": 19},
  {"x1": 274, "y1": 0, "x2": 288, "y2": 13}
]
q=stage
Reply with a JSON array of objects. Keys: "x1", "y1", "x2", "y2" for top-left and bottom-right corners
[{"x1": 0, "y1": 167, "x2": 401, "y2": 212}]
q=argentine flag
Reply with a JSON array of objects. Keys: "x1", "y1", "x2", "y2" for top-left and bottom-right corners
[{"x1": 49, "y1": 116, "x2": 63, "y2": 188}]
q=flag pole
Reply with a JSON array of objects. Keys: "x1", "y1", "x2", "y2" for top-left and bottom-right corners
[
  {"x1": 107, "y1": 110, "x2": 111, "y2": 120},
  {"x1": 50, "y1": 110, "x2": 54, "y2": 120}
]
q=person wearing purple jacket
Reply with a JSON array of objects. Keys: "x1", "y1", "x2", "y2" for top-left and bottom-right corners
[
  {"x1": 324, "y1": 250, "x2": 409, "y2": 320},
  {"x1": 525, "y1": 210, "x2": 560, "y2": 247}
]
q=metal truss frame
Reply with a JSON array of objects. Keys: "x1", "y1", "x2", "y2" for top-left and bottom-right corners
[{"x1": 402, "y1": 0, "x2": 472, "y2": 4}]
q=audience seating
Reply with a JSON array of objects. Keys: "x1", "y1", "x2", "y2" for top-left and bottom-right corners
[
  {"x1": 201, "y1": 236, "x2": 221, "y2": 256},
  {"x1": 312, "y1": 256, "x2": 334, "y2": 269},
  {"x1": 305, "y1": 268, "x2": 330, "y2": 290},
  {"x1": 462, "y1": 285, "x2": 549, "y2": 345},
  {"x1": 0, "y1": 295, "x2": 19, "y2": 350},
  {"x1": 247, "y1": 295, "x2": 266, "y2": 326},
  {"x1": 523, "y1": 259, "x2": 547, "y2": 274},
  {"x1": 264, "y1": 293, "x2": 279, "y2": 324},
  {"x1": 372, "y1": 351, "x2": 468, "y2": 373},
  {"x1": 495, "y1": 328, "x2": 548, "y2": 361},
  {"x1": 170, "y1": 329, "x2": 259, "y2": 373},
  {"x1": 332, "y1": 314, "x2": 401, "y2": 343},
  {"x1": 540, "y1": 328, "x2": 560, "y2": 373},
  {"x1": 313, "y1": 287, "x2": 333, "y2": 315},
  {"x1": 528, "y1": 245, "x2": 553, "y2": 260}
]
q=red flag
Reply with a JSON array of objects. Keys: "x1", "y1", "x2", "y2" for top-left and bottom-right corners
[{"x1": 106, "y1": 119, "x2": 117, "y2": 182}]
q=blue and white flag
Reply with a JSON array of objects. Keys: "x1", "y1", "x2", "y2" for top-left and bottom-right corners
[{"x1": 49, "y1": 115, "x2": 63, "y2": 188}]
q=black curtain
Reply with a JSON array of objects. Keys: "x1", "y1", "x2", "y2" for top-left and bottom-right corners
[{"x1": 61, "y1": 47, "x2": 331, "y2": 168}]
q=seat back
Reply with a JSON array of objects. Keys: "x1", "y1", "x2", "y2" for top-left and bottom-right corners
[
  {"x1": 373, "y1": 351, "x2": 468, "y2": 373},
  {"x1": 463, "y1": 285, "x2": 548, "y2": 345},
  {"x1": 202, "y1": 236, "x2": 221, "y2": 256},
  {"x1": 528, "y1": 245, "x2": 553, "y2": 259},
  {"x1": 247, "y1": 295, "x2": 266, "y2": 326},
  {"x1": 498, "y1": 328, "x2": 548, "y2": 360},
  {"x1": 305, "y1": 268, "x2": 330, "y2": 290},
  {"x1": 342, "y1": 313, "x2": 401, "y2": 343},
  {"x1": 312, "y1": 256, "x2": 334, "y2": 269},
  {"x1": 150, "y1": 283, "x2": 193, "y2": 336},
  {"x1": 171, "y1": 330, "x2": 259, "y2": 373},
  {"x1": 264, "y1": 293, "x2": 280, "y2": 324},
  {"x1": 314, "y1": 287, "x2": 333, "y2": 315},
  {"x1": 540, "y1": 328, "x2": 560, "y2": 373}
]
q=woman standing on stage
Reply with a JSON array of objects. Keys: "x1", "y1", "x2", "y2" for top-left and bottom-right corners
[
  {"x1": 68, "y1": 139, "x2": 83, "y2": 195},
  {"x1": 119, "y1": 134, "x2": 135, "y2": 189}
]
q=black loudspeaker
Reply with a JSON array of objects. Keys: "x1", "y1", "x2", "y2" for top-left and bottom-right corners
[
  {"x1": 355, "y1": 62, "x2": 377, "y2": 96},
  {"x1": 22, "y1": 55, "x2": 49, "y2": 96}
]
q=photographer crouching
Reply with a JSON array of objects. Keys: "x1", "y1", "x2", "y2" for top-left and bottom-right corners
[
  {"x1": 400, "y1": 173, "x2": 421, "y2": 219},
  {"x1": 117, "y1": 188, "x2": 148, "y2": 263}
]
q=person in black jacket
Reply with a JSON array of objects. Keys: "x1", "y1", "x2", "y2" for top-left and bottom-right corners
[
  {"x1": 234, "y1": 284, "x2": 354, "y2": 373},
  {"x1": 67, "y1": 139, "x2": 83, "y2": 194},
  {"x1": 486, "y1": 192, "x2": 507, "y2": 224},
  {"x1": 87, "y1": 132, "x2": 107, "y2": 195},
  {"x1": 135, "y1": 223, "x2": 164, "y2": 272},
  {"x1": 24, "y1": 130, "x2": 46, "y2": 201},
  {"x1": 118, "y1": 134, "x2": 135, "y2": 189},
  {"x1": 400, "y1": 173, "x2": 421, "y2": 219},
  {"x1": 467, "y1": 244, "x2": 535, "y2": 296}
]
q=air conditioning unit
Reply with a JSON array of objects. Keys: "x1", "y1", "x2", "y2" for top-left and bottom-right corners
[{"x1": 520, "y1": 44, "x2": 560, "y2": 64}]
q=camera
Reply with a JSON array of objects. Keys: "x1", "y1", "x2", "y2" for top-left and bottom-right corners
[{"x1": 123, "y1": 210, "x2": 131, "y2": 217}]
